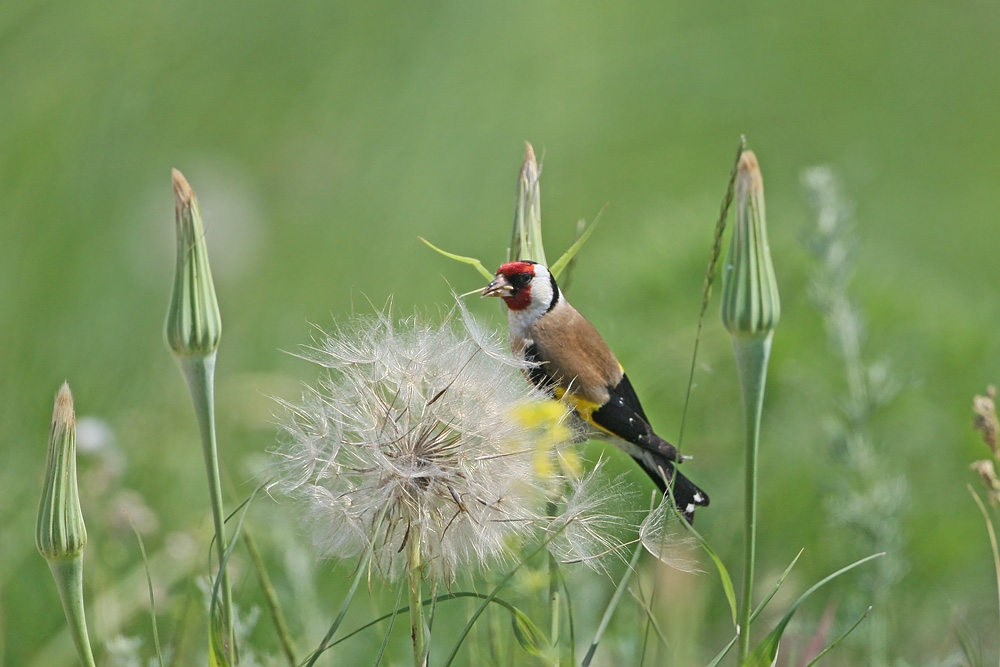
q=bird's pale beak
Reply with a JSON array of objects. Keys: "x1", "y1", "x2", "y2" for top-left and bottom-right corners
[{"x1": 481, "y1": 275, "x2": 511, "y2": 298}]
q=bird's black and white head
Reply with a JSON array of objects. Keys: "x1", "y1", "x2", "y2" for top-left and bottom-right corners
[{"x1": 482, "y1": 261, "x2": 560, "y2": 323}]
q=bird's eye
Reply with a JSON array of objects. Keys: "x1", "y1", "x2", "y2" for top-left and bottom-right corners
[{"x1": 510, "y1": 273, "x2": 531, "y2": 288}]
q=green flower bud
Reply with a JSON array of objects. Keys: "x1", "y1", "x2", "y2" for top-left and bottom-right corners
[
  {"x1": 36, "y1": 383, "x2": 87, "y2": 560},
  {"x1": 508, "y1": 142, "x2": 547, "y2": 265},
  {"x1": 36, "y1": 383, "x2": 97, "y2": 667},
  {"x1": 720, "y1": 149, "x2": 780, "y2": 662},
  {"x1": 721, "y1": 150, "x2": 780, "y2": 337},
  {"x1": 166, "y1": 169, "x2": 222, "y2": 358}
]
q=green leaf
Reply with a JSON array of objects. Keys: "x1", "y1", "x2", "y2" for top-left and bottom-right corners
[
  {"x1": 419, "y1": 237, "x2": 494, "y2": 280},
  {"x1": 511, "y1": 607, "x2": 549, "y2": 657},
  {"x1": 549, "y1": 211, "x2": 601, "y2": 279},
  {"x1": 680, "y1": 513, "x2": 738, "y2": 627},
  {"x1": 208, "y1": 622, "x2": 231, "y2": 667},
  {"x1": 743, "y1": 552, "x2": 883, "y2": 667},
  {"x1": 708, "y1": 549, "x2": 802, "y2": 665}
]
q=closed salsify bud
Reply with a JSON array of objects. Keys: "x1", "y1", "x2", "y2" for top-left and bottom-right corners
[
  {"x1": 721, "y1": 150, "x2": 780, "y2": 338},
  {"x1": 165, "y1": 168, "x2": 222, "y2": 359}
]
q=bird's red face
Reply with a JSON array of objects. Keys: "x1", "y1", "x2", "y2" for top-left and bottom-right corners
[{"x1": 482, "y1": 261, "x2": 537, "y2": 310}]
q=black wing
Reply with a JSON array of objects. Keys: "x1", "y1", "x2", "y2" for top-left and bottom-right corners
[
  {"x1": 522, "y1": 343, "x2": 554, "y2": 392},
  {"x1": 607, "y1": 372, "x2": 650, "y2": 422},
  {"x1": 589, "y1": 374, "x2": 680, "y2": 463},
  {"x1": 523, "y1": 359, "x2": 709, "y2": 520}
]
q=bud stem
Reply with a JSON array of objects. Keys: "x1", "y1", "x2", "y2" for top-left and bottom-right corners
[
  {"x1": 179, "y1": 353, "x2": 236, "y2": 662},
  {"x1": 49, "y1": 557, "x2": 97, "y2": 667},
  {"x1": 37, "y1": 384, "x2": 96, "y2": 667},
  {"x1": 733, "y1": 332, "x2": 773, "y2": 662}
]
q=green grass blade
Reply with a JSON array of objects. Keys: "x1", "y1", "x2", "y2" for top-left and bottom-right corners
[
  {"x1": 581, "y1": 538, "x2": 644, "y2": 667},
  {"x1": 680, "y1": 513, "x2": 738, "y2": 627},
  {"x1": 677, "y1": 135, "x2": 745, "y2": 447},
  {"x1": 744, "y1": 552, "x2": 883, "y2": 666},
  {"x1": 552, "y1": 218, "x2": 586, "y2": 291},
  {"x1": 243, "y1": 529, "x2": 297, "y2": 666},
  {"x1": 328, "y1": 592, "x2": 544, "y2": 661},
  {"x1": 803, "y1": 606, "x2": 871, "y2": 667},
  {"x1": 969, "y1": 485, "x2": 1000, "y2": 667},
  {"x1": 627, "y1": 585, "x2": 669, "y2": 651},
  {"x1": 547, "y1": 551, "x2": 561, "y2": 657},
  {"x1": 442, "y1": 539, "x2": 554, "y2": 667},
  {"x1": 373, "y1": 584, "x2": 405, "y2": 666},
  {"x1": 709, "y1": 547, "x2": 802, "y2": 665},
  {"x1": 208, "y1": 488, "x2": 261, "y2": 667},
  {"x1": 751, "y1": 548, "x2": 804, "y2": 623},
  {"x1": 127, "y1": 518, "x2": 164, "y2": 667},
  {"x1": 304, "y1": 503, "x2": 390, "y2": 666},
  {"x1": 707, "y1": 635, "x2": 739, "y2": 667},
  {"x1": 548, "y1": 207, "x2": 603, "y2": 279},
  {"x1": 418, "y1": 237, "x2": 494, "y2": 280},
  {"x1": 955, "y1": 621, "x2": 984, "y2": 667},
  {"x1": 559, "y1": 568, "x2": 577, "y2": 666},
  {"x1": 306, "y1": 585, "x2": 555, "y2": 663}
]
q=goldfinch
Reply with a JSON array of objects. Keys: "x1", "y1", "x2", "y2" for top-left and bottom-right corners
[{"x1": 483, "y1": 260, "x2": 709, "y2": 520}]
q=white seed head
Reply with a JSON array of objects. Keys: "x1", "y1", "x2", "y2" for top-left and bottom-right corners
[
  {"x1": 544, "y1": 461, "x2": 633, "y2": 570},
  {"x1": 639, "y1": 496, "x2": 702, "y2": 574},
  {"x1": 271, "y1": 305, "x2": 561, "y2": 581}
]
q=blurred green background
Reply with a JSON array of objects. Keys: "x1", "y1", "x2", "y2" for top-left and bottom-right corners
[{"x1": 3, "y1": 0, "x2": 999, "y2": 664}]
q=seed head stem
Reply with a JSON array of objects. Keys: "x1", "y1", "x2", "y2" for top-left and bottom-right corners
[{"x1": 408, "y1": 523, "x2": 428, "y2": 667}]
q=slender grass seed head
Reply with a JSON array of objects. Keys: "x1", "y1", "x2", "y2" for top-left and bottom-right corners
[{"x1": 973, "y1": 385, "x2": 998, "y2": 457}]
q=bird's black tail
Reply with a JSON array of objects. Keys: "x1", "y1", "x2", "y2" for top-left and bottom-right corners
[{"x1": 636, "y1": 454, "x2": 710, "y2": 523}]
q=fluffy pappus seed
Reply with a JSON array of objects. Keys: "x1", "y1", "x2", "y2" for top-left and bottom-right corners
[{"x1": 271, "y1": 305, "x2": 585, "y2": 582}]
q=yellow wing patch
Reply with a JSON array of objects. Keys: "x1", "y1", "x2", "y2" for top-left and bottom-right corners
[{"x1": 553, "y1": 386, "x2": 618, "y2": 438}]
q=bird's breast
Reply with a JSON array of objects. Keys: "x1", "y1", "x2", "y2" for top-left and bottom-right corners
[{"x1": 523, "y1": 302, "x2": 622, "y2": 407}]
